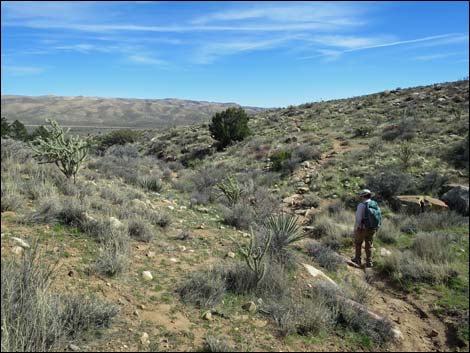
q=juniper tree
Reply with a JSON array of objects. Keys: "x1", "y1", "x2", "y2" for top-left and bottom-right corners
[
  {"x1": 29, "y1": 119, "x2": 89, "y2": 183},
  {"x1": 209, "y1": 107, "x2": 250, "y2": 149}
]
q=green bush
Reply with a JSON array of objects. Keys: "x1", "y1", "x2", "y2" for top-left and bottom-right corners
[
  {"x1": 97, "y1": 129, "x2": 141, "y2": 150},
  {"x1": 270, "y1": 149, "x2": 293, "y2": 173},
  {"x1": 209, "y1": 107, "x2": 250, "y2": 149}
]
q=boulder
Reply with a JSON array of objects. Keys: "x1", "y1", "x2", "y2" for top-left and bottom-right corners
[
  {"x1": 393, "y1": 195, "x2": 449, "y2": 214},
  {"x1": 11, "y1": 237, "x2": 30, "y2": 249},
  {"x1": 302, "y1": 263, "x2": 338, "y2": 287},
  {"x1": 441, "y1": 185, "x2": 469, "y2": 216},
  {"x1": 242, "y1": 301, "x2": 257, "y2": 313},
  {"x1": 142, "y1": 271, "x2": 153, "y2": 281}
]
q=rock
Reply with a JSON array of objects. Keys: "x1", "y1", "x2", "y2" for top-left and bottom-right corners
[
  {"x1": 139, "y1": 304, "x2": 146, "y2": 310},
  {"x1": 226, "y1": 251, "x2": 236, "y2": 259},
  {"x1": 12, "y1": 246, "x2": 24, "y2": 255},
  {"x1": 11, "y1": 237, "x2": 30, "y2": 248},
  {"x1": 197, "y1": 224, "x2": 205, "y2": 229},
  {"x1": 441, "y1": 185, "x2": 469, "y2": 216},
  {"x1": 282, "y1": 194, "x2": 301, "y2": 205},
  {"x1": 202, "y1": 311, "x2": 213, "y2": 321},
  {"x1": 146, "y1": 251, "x2": 156, "y2": 258},
  {"x1": 131, "y1": 199, "x2": 148, "y2": 209},
  {"x1": 242, "y1": 301, "x2": 257, "y2": 313},
  {"x1": 301, "y1": 161, "x2": 310, "y2": 168},
  {"x1": 429, "y1": 329, "x2": 439, "y2": 338},
  {"x1": 109, "y1": 217, "x2": 124, "y2": 229},
  {"x1": 302, "y1": 263, "x2": 338, "y2": 287},
  {"x1": 167, "y1": 205, "x2": 175, "y2": 211},
  {"x1": 140, "y1": 332, "x2": 150, "y2": 346},
  {"x1": 252, "y1": 319, "x2": 267, "y2": 328},
  {"x1": 169, "y1": 257, "x2": 178, "y2": 263},
  {"x1": 393, "y1": 195, "x2": 449, "y2": 214},
  {"x1": 297, "y1": 187, "x2": 310, "y2": 194},
  {"x1": 380, "y1": 248, "x2": 392, "y2": 257},
  {"x1": 68, "y1": 343, "x2": 80, "y2": 351},
  {"x1": 142, "y1": 271, "x2": 153, "y2": 281},
  {"x1": 391, "y1": 327, "x2": 404, "y2": 342}
]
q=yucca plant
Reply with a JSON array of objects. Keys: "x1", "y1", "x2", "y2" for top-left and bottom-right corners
[
  {"x1": 264, "y1": 213, "x2": 304, "y2": 268},
  {"x1": 138, "y1": 176, "x2": 163, "y2": 192}
]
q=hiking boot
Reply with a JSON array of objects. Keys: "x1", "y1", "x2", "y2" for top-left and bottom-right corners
[{"x1": 351, "y1": 257, "x2": 361, "y2": 266}]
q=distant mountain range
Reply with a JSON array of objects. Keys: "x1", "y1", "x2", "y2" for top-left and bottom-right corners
[{"x1": 1, "y1": 95, "x2": 266, "y2": 129}]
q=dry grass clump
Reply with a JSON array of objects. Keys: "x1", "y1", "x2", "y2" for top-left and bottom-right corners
[{"x1": 1, "y1": 244, "x2": 118, "y2": 352}]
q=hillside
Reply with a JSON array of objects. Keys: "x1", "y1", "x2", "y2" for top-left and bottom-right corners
[
  {"x1": 0, "y1": 95, "x2": 265, "y2": 130},
  {"x1": 1, "y1": 79, "x2": 469, "y2": 352}
]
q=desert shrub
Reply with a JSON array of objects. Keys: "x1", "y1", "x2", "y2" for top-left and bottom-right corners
[
  {"x1": 144, "y1": 210, "x2": 171, "y2": 228},
  {"x1": 381, "y1": 118, "x2": 416, "y2": 141},
  {"x1": 306, "y1": 214, "x2": 337, "y2": 239},
  {"x1": 292, "y1": 144, "x2": 321, "y2": 161},
  {"x1": 263, "y1": 294, "x2": 334, "y2": 337},
  {"x1": 378, "y1": 250, "x2": 455, "y2": 284},
  {"x1": 1, "y1": 179, "x2": 25, "y2": 212},
  {"x1": 202, "y1": 336, "x2": 234, "y2": 352},
  {"x1": 138, "y1": 175, "x2": 163, "y2": 193},
  {"x1": 59, "y1": 295, "x2": 119, "y2": 338},
  {"x1": 411, "y1": 232, "x2": 454, "y2": 263},
  {"x1": 1, "y1": 138, "x2": 33, "y2": 163},
  {"x1": 127, "y1": 218, "x2": 154, "y2": 242},
  {"x1": 220, "y1": 201, "x2": 255, "y2": 230},
  {"x1": 100, "y1": 187, "x2": 125, "y2": 205},
  {"x1": 305, "y1": 242, "x2": 345, "y2": 272},
  {"x1": 395, "y1": 211, "x2": 468, "y2": 234},
  {"x1": 1, "y1": 244, "x2": 118, "y2": 352},
  {"x1": 96, "y1": 129, "x2": 141, "y2": 151},
  {"x1": 445, "y1": 133, "x2": 469, "y2": 169},
  {"x1": 420, "y1": 171, "x2": 450, "y2": 196},
  {"x1": 376, "y1": 219, "x2": 400, "y2": 244},
  {"x1": 251, "y1": 187, "x2": 280, "y2": 222},
  {"x1": 309, "y1": 282, "x2": 394, "y2": 346},
  {"x1": 300, "y1": 193, "x2": 321, "y2": 208},
  {"x1": 104, "y1": 143, "x2": 140, "y2": 158},
  {"x1": 353, "y1": 126, "x2": 374, "y2": 138},
  {"x1": 270, "y1": 149, "x2": 296, "y2": 175},
  {"x1": 209, "y1": 107, "x2": 250, "y2": 149},
  {"x1": 366, "y1": 168, "x2": 417, "y2": 200},
  {"x1": 93, "y1": 229, "x2": 130, "y2": 276},
  {"x1": 224, "y1": 262, "x2": 290, "y2": 299},
  {"x1": 27, "y1": 196, "x2": 89, "y2": 228},
  {"x1": 177, "y1": 266, "x2": 226, "y2": 308}
]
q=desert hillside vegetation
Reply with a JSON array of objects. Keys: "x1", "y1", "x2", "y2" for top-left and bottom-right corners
[{"x1": 1, "y1": 79, "x2": 469, "y2": 352}]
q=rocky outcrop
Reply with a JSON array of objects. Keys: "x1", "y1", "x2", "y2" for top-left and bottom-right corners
[
  {"x1": 441, "y1": 185, "x2": 469, "y2": 216},
  {"x1": 392, "y1": 195, "x2": 448, "y2": 214}
]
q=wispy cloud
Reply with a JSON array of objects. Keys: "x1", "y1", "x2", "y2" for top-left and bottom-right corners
[
  {"x1": 127, "y1": 54, "x2": 167, "y2": 66},
  {"x1": 1, "y1": 65, "x2": 46, "y2": 76},
  {"x1": 193, "y1": 36, "x2": 294, "y2": 64},
  {"x1": 300, "y1": 33, "x2": 469, "y2": 60},
  {"x1": 412, "y1": 52, "x2": 460, "y2": 61}
]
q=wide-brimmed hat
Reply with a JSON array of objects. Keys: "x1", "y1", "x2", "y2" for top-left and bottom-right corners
[{"x1": 359, "y1": 189, "x2": 372, "y2": 197}]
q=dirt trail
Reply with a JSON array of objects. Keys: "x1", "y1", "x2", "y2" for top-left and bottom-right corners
[{"x1": 285, "y1": 138, "x2": 458, "y2": 351}]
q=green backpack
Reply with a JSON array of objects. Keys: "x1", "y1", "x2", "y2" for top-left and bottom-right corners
[{"x1": 363, "y1": 200, "x2": 382, "y2": 229}]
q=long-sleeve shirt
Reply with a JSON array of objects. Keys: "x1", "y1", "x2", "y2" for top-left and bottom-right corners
[{"x1": 354, "y1": 199, "x2": 371, "y2": 230}]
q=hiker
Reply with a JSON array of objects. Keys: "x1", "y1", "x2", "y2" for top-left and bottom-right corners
[{"x1": 351, "y1": 189, "x2": 382, "y2": 268}]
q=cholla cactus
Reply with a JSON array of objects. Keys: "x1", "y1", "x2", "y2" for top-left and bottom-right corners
[
  {"x1": 229, "y1": 227, "x2": 272, "y2": 285},
  {"x1": 216, "y1": 176, "x2": 242, "y2": 206},
  {"x1": 29, "y1": 119, "x2": 89, "y2": 183}
]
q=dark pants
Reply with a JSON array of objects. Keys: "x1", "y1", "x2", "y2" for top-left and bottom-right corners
[{"x1": 353, "y1": 228, "x2": 376, "y2": 265}]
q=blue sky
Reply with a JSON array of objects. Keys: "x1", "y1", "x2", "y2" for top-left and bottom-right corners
[{"x1": 1, "y1": 1, "x2": 469, "y2": 107}]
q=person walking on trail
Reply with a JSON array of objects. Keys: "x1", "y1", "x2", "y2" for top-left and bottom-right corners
[{"x1": 351, "y1": 189, "x2": 382, "y2": 268}]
